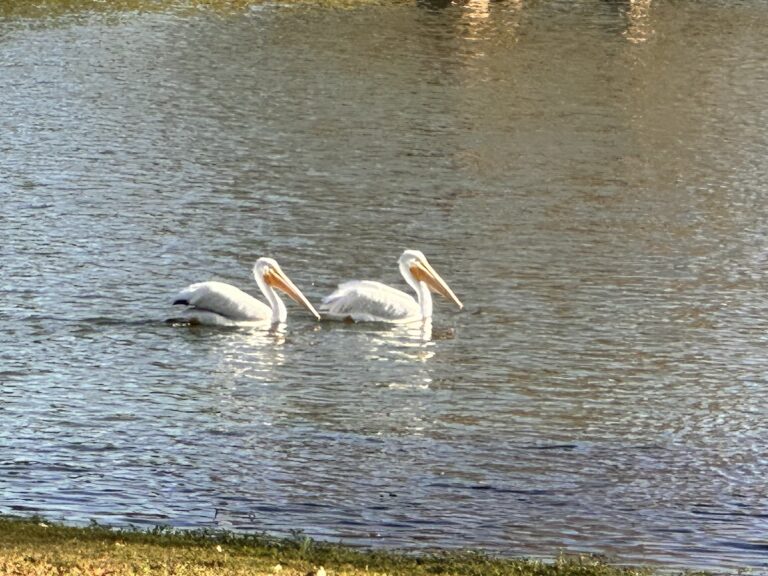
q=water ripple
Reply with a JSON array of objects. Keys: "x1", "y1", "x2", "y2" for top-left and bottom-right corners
[{"x1": 2, "y1": 1, "x2": 768, "y2": 573}]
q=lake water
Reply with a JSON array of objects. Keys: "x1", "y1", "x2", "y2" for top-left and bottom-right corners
[{"x1": 2, "y1": 0, "x2": 768, "y2": 571}]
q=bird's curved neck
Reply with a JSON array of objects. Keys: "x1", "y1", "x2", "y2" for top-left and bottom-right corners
[
  {"x1": 400, "y1": 262, "x2": 433, "y2": 320},
  {"x1": 416, "y1": 281, "x2": 433, "y2": 319},
  {"x1": 256, "y1": 273, "x2": 287, "y2": 324}
]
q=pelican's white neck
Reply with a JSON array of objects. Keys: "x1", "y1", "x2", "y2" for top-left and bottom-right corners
[
  {"x1": 254, "y1": 267, "x2": 287, "y2": 324},
  {"x1": 399, "y1": 259, "x2": 432, "y2": 320},
  {"x1": 416, "y1": 280, "x2": 433, "y2": 319}
]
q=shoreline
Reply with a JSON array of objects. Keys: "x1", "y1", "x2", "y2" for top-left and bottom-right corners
[{"x1": 0, "y1": 514, "x2": 713, "y2": 576}]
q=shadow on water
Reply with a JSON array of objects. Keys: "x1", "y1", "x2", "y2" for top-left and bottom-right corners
[{"x1": 416, "y1": 0, "x2": 454, "y2": 11}]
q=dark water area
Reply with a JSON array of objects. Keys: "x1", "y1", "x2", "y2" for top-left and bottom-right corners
[{"x1": 2, "y1": 0, "x2": 768, "y2": 571}]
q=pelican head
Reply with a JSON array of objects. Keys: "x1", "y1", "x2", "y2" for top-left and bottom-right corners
[
  {"x1": 398, "y1": 249, "x2": 463, "y2": 310},
  {"x1": 253, "y1": 257, "x2": 321, "y2": 321}
]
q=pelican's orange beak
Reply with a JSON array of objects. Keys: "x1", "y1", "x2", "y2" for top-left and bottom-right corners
[
  {"x1": 264, "y1": 266, "x2": 321, "y2": 320},
  {"x1": 410, "y1": 260, "x2": 463, "y2": 310}
]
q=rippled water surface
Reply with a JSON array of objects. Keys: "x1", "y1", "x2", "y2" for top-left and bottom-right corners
[{"x1": 2, "y1": 0, "x2": 768, "y2": 571}]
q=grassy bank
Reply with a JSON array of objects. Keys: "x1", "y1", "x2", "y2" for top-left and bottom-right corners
[{"x1": 0, "y1": 516, "x2": 710, "y2": 576}]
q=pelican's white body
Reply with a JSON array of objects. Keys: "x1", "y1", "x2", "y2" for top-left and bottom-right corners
[
  {"x1": 172, "y1": 258, "x2": 319, "y2": 326},
  {"x1": 321, "y1": 280, "x2": 430, "y2": 323},
  {"x1": 173, "y1": 281, "x2": 276, "y2": 326},
  {"x1": 320, "y1": 250, "x2": 461, "y2": 324}
]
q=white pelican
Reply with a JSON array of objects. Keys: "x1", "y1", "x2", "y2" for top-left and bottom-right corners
[
  {"x1": 320, "y1": 249, "x2": 463, "y2": 323},
  {"x1": 172, "y1": 257, "x2": 320, "y2": 326}
]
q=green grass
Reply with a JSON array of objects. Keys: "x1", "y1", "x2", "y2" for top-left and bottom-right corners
[{"x1": 0, "y1": 515, "x2": 711, "y2": 576}]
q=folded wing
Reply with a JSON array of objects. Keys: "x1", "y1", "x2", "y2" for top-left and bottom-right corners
[
  {"x1": 320, "y1": 280, "x2": 421, "y2": 323},
  {"x1": 173, "y1": 281, "x2": 271, "y2": 323}
]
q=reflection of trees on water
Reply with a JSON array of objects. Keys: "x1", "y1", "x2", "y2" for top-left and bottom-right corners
[
  {"x1": 417, "y1": 0, "x2": 454, "y2": 10},
  {"x1": 416, "y1": 0, "x2": 655, "y2": 45},
  {"x1": 618, "y1": 0, "x2": 655, "y2": 44},
  {"x1": 594, "y1": 0, "x2": 656, "y2": 43}
]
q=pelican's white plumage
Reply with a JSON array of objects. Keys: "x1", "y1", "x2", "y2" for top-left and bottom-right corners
[
  {"x1": 172, "y1": 257, "x2": 320, "y2": 326},
  {"x1": 321, "y1": 280, "x2": 421, "y2": 322},
  {"x1": 321, "y1": 250, "x2": 463, "y2": 323}
]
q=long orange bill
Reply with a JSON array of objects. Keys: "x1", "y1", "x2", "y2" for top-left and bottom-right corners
[
  {"x1": 411, "y1": 261, "x2": 463, "y2": 309},
  {"x1": 265, "y1": 267, "x2": 321, "y2": 320}
]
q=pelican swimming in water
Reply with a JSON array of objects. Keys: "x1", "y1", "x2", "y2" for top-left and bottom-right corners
[
  {"x1": 320, "y1": 249, "x2": 463, "y2": 323},
  {"x1": 172, "y1": 257, "x2": 320, "y2": 326}
]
